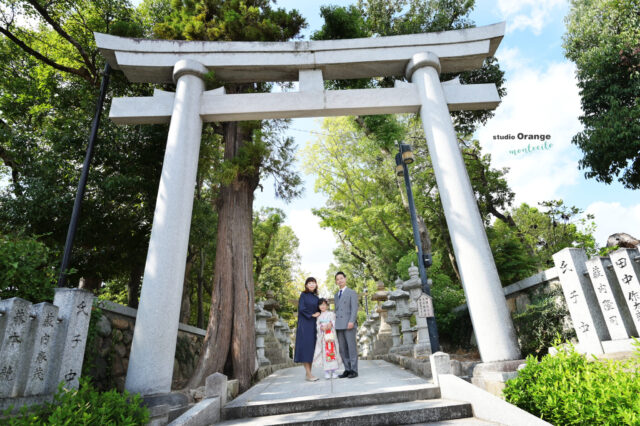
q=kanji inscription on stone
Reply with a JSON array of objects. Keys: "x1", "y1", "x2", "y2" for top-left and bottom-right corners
[
  {"x1": 35, "y1": 351, "x2": 47, "y2": 364},
  {"x1": 553, "y1": 248, "x2": 608, "y2": 355},
  {"x1": 416, "y1": 293, "x2": 434, "y2": 318},
  {"x1": 64, "y1": 369, "x2": 77, "y2": 383},
  {"x1": 586, "y1": 256, "x2": 632, "y2": 340},
  {"x1": 71, "y1": 334, "x2": 82, "y2": 348},
  {"x1": 0, "y1": 366, "x2": 14, "y2": 382},
  {"x1": 23, "y1": 302, "x2": 59, "y2": 397},
  {"x1": 8, "y1": 333, "x2": 22, "y2": 345},
  {"x1": 32, "y1": 367, "x2": 45, "y2": 382},
  {"x1": 609, "y1": 248, "x2": 640, "y2": 334},
  {"x1": 43, "y1": 312, "x2": 56, "y2": 327},
  {"x1": 76, "y1": 301, "x2": 89, "y2": 316},
  {"x1": 13, "y1": 309, "x2": 27, "y2": 325}
]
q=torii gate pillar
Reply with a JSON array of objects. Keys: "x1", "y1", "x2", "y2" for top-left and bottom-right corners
[
  {"x1": 407, "y1": 52, "x2": 520, "y2": 362},
  {"x1": 125, "y1": 59, "x2": 207, "y2": 395}
]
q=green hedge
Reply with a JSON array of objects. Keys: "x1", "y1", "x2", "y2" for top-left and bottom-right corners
[
  {"x1": 4, "y1": 379, "x2": 149, "y2": 425},
  {"x1": 503, "y1": 341, "x2": 640, "y2": 425}
]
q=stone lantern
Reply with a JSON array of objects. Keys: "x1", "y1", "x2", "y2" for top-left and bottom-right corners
[
  {"x1": 403, "y1": 264, "x2": 432, "y2": 358},
  {"x1": 388, "y1": 284, "x2": 413, "y2": 355},
  {"x1": 254, "y1": 302, "x2": 271, "y2": 366},
  {"x1": 382, "y1": 299, "x2": 401, "y2": 352}
]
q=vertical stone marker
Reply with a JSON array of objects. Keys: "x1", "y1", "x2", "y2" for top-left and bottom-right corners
[
  {"x1": 23, "y1": 302, "x2": 60, "y2": 396},
  {"x1": 586, "y1": 256, "x2": 635, "y2": 339},
  {"x1": 609, "y1": 248, "x2": 640, "y2": 336},
  {"x1": 47, "y1": 288, "x2": 95, "y2": 391},
  {"x1": 0, "y1": 298, "x2": 33, "y2": 397},
  {"x1": 553, "y1": 248, "x2": 608, "y2": 354}
]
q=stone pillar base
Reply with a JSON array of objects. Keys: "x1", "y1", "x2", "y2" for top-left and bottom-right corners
[
  {"x1": 470, "y1": 360, "x2": 526, "y2": 397},
  {"x1": 390, "y1": 344, "x2": 414, "y2": 356},
  {"x1": 413, "y1": 343, "x2": 432, "y2": 359},
  {"x1": 142, "y1": 391, "x2": 189, "y2": 425}
]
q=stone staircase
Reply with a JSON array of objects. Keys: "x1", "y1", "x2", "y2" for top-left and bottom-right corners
[{"x1": 215, "y1": 361, "x2": 497, "y2": 425}]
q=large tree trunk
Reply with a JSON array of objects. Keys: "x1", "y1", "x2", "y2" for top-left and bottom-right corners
[
  {"x1": 180, "y1": 254, "x2": 194, "y2": 324},
  {"x1": 187, "y1": 119, "x2": 259, "y2": 392},
  {"x1": 127, "y1": 264, "x2": 143, "y2": 308},
  {"x1": 197, "y1": 251, "x2": 205, "y2": 329}
]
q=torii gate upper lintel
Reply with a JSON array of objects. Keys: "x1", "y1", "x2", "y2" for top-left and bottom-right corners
[{"x1": 94, "y1": 22, "x2": 521, "y2": 397}]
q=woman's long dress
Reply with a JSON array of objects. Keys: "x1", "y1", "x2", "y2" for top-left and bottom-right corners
[{"x1": 293, "y1": 292, "x2": 319, "y2": 363}]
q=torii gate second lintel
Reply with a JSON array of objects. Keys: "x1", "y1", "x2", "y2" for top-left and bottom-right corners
[{"x1": 94, "y1": 23, "x2": 522, "y2": 397}]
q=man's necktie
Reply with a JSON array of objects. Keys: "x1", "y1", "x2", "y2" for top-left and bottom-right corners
[{"x1": 338, "y1": 290, "x2": 342, "y2": 299}]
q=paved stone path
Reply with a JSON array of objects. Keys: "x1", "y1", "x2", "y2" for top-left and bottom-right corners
[{"x1": 230, "y1": 360, "x2": 431, "y2": 404}]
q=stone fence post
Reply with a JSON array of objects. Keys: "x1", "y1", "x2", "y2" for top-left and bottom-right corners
[
  {"x1": 0, "y1": 288, "x2": 94, "y2": 411},
  {"x1": 553, "y1": 247, "x2": 640, "y2": 356}
]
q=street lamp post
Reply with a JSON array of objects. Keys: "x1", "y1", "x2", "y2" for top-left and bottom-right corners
[{"x1": 395, "y1": 143, "x2": 440, "y2": 352}]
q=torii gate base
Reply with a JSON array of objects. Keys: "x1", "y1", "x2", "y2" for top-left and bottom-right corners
[{"x1": 95, "y1": 23, "x2": 521, "y2": 397}]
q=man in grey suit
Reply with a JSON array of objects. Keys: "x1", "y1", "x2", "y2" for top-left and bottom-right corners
[{"x1": 334, "y1": 271, "x2": 359, "y2": 378}]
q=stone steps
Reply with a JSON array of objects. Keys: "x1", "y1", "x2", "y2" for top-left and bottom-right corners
[
  {"x1": 213, "y1": 360, "x2": 493, "y2": 425},
  {"x1": 218, "y1": 398, "x2": 474, "y2": 425},
  {"x1": 409, "y1": 419, "x2": 500, "y2": 425},
  {"x1": 223, "y1": 384, "x2": 440, "y2": 419}
]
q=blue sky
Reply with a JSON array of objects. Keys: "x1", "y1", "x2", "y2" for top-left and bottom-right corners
[{"x1": 255, "y1": 0, "x2": 640, "y2": 281}]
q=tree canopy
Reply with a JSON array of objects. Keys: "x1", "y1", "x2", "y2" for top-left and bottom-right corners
[{"x1": 563, "y1": 0, "x2": 640, "y2": 189}]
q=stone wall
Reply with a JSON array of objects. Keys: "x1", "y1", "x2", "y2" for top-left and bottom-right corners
[
  {"x1": 88, "y1": 300, "x2": 205, "y2": 392},
  {"x1": 453, "y1": 267, "x2": 561, "y2": 318}
]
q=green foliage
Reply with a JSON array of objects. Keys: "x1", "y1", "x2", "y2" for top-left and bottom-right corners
[
  {"x1": 0, "y1": 232, "x2": 57, "y2": 302},
  {"x1": 0, "y1": 0, "x2": 166, "y2": 295},
  {"x1": 563, "y1": 0, "x2": 640, "y2": 189},
  {"x1": 485, "y1": 201, "x2": 598, "y2": 284},
  {"x1": 426, "y1": 253, "x2": 466, "y2": 344},
  {"x1": 512, "y1": 288, "x2": 576, "y2": 358},
  {"x1": 487, "y1": 222, "x2": 538, "y2": 285},
  {"x1": 153, "y1": 0, "x2": 306, "y2": 42},
  {"x1": 313, "y1": 5, "x2": 368, "y2": 40},
  {"x1": 4, "y1": 378, "x2": 149, "y2": 425},
  {"x1": 503, "y1": 341, "x2": 640, "y2": 425},
  {"x1": 511, "y1": 201, "x2": 596, "y2": 270},
  {"x1": 312, "y1": 0, "x2": 506, "y2": 132},
  {"x1": 253, "y1": 207, "x2": 301, "y2": 321}
]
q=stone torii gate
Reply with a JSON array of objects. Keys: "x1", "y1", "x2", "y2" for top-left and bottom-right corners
[{"x1": 94, "y1": 22, "x2": 520, "y2": 397}]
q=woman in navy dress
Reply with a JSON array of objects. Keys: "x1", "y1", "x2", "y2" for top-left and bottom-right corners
[{"x1": 294, "y1": 277, "x2": 320, "y2": 381}]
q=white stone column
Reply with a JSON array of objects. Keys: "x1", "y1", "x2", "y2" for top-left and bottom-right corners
[
  {"x1": 125, "y1": 59, "x2": 207, "y2": 396},
  {"x1": 406, "y1": 52, "x2": 520, "y2": 362}
]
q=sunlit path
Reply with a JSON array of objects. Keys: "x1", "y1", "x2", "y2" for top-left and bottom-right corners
[{"x1": 217, "y1": 360, "x2": 492, "y2": 425}]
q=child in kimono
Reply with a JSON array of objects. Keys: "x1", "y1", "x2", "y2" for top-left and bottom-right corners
[{"x1": 313, "y1": 298, "x2": 343, "y2": 379}]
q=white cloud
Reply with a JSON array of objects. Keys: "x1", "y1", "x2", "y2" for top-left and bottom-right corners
[
  {"x1": 497, "y1": 0, "x2": 567, "y2": 34},
  {"x1": 585, "y1": 202, "x2": 640, "y2": 247},
  {"x1": 287, "y1": 209, "x2": 337, "y2": 281},
  {"x1": 476, "y1": 54, "x2": 583, "y2": 206}
]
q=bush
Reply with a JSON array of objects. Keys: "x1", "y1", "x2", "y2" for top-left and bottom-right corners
[
  {"x1": 503, "y1": 341, "x2": 640, "y2": 425},
  {"x1": 4, "y1": 378, "x2": 149, "y2": 425},
  {"x1": 512, "y1": 287, "x2": 576, "y2": 358},
  {"x1": 0, "y1": 232, "x2": 57, "y2": 302}
]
